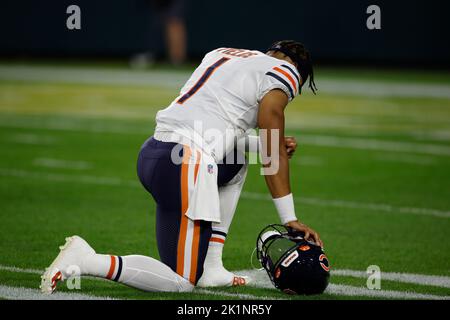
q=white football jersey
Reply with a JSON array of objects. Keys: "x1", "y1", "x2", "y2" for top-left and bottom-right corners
[{"x1": 154, "y1": 47, "x2": 301, "y2": 161}]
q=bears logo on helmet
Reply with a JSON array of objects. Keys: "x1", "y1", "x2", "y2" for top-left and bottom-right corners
[
  {"x1": 256, "y1": 224, "x2": 330, "y2": 295},
  {"x1": 319, "y1": 254, "x2": 330, "y2": 272}
]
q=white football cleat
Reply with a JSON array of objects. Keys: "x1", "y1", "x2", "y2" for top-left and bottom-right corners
[
  {"x1": 197, "y1": 265, "x2": 251, "y2": 288},
  {"x1": 40, "y1": 235, "x2": 95, "y2": 294}
]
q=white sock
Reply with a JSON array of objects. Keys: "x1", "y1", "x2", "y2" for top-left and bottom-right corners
[
  {"x1": 82, "y1": 253, "x2": 111, "y2": 278},
  {"x1": 82, "y1": 254, "x2": 193, "y2": 292},
  {"x1": 207, "y1": 162, "x2": 248, "y2": 268}
]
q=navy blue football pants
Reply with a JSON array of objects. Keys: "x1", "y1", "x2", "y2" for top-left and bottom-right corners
[{"x1": 137, "y1": 137, "x2": 243, "y2": 284}]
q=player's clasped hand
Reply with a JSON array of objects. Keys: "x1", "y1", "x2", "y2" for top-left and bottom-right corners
[
  {"x1": 285, "y1": 220, "x2": 324, "y2": 248},
  {"x1": 285, "y1": 136, "x2": 297, "y2": 159}
]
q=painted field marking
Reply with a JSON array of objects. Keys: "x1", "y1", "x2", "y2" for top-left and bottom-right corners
[
  {"x1": 1, "y1": 116, "x2": 450, "y2": 157},
  {"x1": 236, "y1": 269, "x2": 450, "y2": 300},
  {"x1": 1, "y1": 64, "x2": 450, "y2": 98},
  {"x1": 296, "y1": 153, "x2": 437, "y2": 167},
  {"x1": 0, "y1": 65, "x2": 189, "y2": 89},
  {"x1": 0, "y1": 264, "x2": 274, "y2": 300},
  {"x1": 0, "y1": 168, "x2": 136, "y2": 188},
  {"x1": 1, "y1": 264, "x2": 450, "y2": 300},
  {"x1": 326, "y1": 283, "x2": 450, "y2": 300},
  {"x1": 374, "y1": 154, "x2": 437, "y2": 166},
  {"x1": 0, "y1": 265, "x2": 42, "y2": 274},
  {"x1": 195, "y1": 289, "x2": 285, "y2": 300},
  {"x1": 0, "y1": 168, "x2": 449, "y2": 219},
  {"x1": 299, "y1": 134, "x2": 450, "y2": 157},
  {"x1": 295, "y1": 156, "x2": 325, "y2": 167},
  {"x1": 333, "y1": 269, "x2": 450, "y2": 289},
  {"x1": 33, "y1": 158, "x2": 92, "y2": 170},
  {"x1": 0, "y1": 118, "x2": 148, "y2": 135},
  {"x1": 241, "y1": 191, "x2": 450, "y2": 219},
  {"x1": 6, "y1": 133, "x2": 59, "y2": 145},
  {"x1": 0, "y1": 285, "x2": 116, "y2": 300}
]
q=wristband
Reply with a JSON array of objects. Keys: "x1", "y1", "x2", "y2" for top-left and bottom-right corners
[{"x1": 272, "y1": 193, "x2": 297, "y2": 224}]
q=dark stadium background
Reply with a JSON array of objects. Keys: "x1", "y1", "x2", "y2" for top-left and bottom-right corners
[{"x1": 1, "y1": 0, "x2": 449, "y2": 67}]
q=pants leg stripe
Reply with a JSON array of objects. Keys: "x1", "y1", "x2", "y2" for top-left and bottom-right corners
[
  {"x1": 183, "y1": 218, "x2": 194, "y2": 278},
  {"x1": 176, "y1": 146, "x2": 191, "y2": 276},
  {"x1": 177, "y1": 146, "x2": 202, "y2": 283},
  {"x1": 189, "y1": 220, "x2": 201, "y2": 283},
  {"x1": 189, "y1": 151, "x2": 201, "y2": 282}
]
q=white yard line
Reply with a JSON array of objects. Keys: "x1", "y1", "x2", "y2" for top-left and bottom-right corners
[
  {"x1": 0, "y1": 265, "x2": 42, "y2": 275},
  {"x1": 0, "y1": 285, "x2": 116, "y2": 300},
  {"x1": 1, "y1": 65, "x2": 450, "y2": 98},
  {"x1": 0, "y1": 65, "x2": 189, "y2": 89},
  {"x1": 295, "y1": 153, "x2": 437, "y2": 167},
  {"x1": 332, "y1": 269, "x2": 450, "y2": 289},
  {"x1": 326, "y1": 284, "x2": 450, "y2": 300},
  {"x1": 0, "y1": 118, "x2": 148, "y2": 135},
  {"x1": 2, "y1": 264, "x2": 450, "y2": 300},
  {"x1": 317, "y1": 79, "x2": 450, "y2": 99},
  {"x1": 297, "y1": 196, "x2": 450, "y2": 219},
  {"x1": 0, "y1": 168, "x2": 449, "y2": 219},
  {"x1": 194, "y1": 289, "x2": 284, "y2": 300},
  {"x1": 299, "y1": 134, "x2": 450, "y2": 157},
  {"x1": 374, "y1": 154, "x2": 437, "y2": 166},
  {"x1": 33, "y1": 158, "x2": 92, "y2": 170},
  {"x1": 295, "y1": 156, "x2": 325, "y2": 167},
  {"x1": 6, "y1": 133, "x2": 59, "y2": 145},
  {"x1": 0, "y1": 168, "x2": 137, "y2": 188},
  {"x1": 0, "y1": 264, "x2": 270, "y2": 300},
  {"x1": 235, "y1": 269, "x2": 450, "y2": 300},
  {"x1": 241, "y1": 192, "x2": 450, "y2": 219},
  {"x1": 2, "y1": 117, "x2": 450, "y2": 157}
]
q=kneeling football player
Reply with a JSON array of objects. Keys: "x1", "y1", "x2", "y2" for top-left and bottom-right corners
[{"x1": 41, "y1": 40, "x2": 323, "y2": 293}]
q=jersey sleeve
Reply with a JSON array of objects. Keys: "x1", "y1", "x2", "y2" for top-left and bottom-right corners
[{"x1": 257, "y1": 64, "x2": 301, "y2": 102}]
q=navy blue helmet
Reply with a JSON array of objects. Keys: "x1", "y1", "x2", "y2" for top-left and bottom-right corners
[{"x1": 256, "y1": 224, "x2": 330, "y2": 295}]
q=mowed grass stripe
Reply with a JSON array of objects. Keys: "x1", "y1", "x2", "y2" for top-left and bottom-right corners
[
  {"x1": 1, "y1": 117, "x2": 450, "y2": 156},
  {"x1": 1, "y1": 64, "x2": 450, "y2": 98},
  {"x1": 1, "y1": 168, "x2": 448, "y2": 219}
]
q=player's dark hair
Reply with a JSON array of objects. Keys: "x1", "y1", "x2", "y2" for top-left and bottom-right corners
[{"x1": 267, "y1": 40, "x2": 317, "y2": 94}]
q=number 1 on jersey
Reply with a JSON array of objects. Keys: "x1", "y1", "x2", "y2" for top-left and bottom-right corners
[{"x1": 177, "y1": 57, "x2": 230, "y2": 104}]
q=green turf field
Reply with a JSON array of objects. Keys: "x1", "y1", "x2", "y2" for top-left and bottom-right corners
[{"x1": 0, "y1": 62, "x2": 449, "y2": 300}]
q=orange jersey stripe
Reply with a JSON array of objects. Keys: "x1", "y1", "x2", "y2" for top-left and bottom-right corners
[
  {"x1": 176, "y1": 146, "x2": 191, "y2": 276},
  {"x1": 273, "y1": 66, "x2": 297, "y2": 93},
  {"x1": 194, "y1": 151, "x2": 200, "y2": 184},
  {"x1": 210, "y1": 237, "x2": 225, "y2": 244},
  {"x1": 106, "y1": 255, "x2": 116, "y2": 279},
  {"x1": 189, "y1": 156, "x2": 201, "y2": 283},
  {"x1": 189, "y1": 221, "x2": 201, "y2": 283}
]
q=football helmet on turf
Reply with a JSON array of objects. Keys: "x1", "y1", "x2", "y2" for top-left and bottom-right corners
[{"x1": 256, "y1": 224, "x2": 330, "y2": 295}]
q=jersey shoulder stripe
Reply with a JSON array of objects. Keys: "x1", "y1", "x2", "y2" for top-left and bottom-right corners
[
  {"x1": 280, "y1": 64, "x2": 301, "y2": 86},
  {"x1": 265, "y1": 71, "x2": 294, "y2": 98},
  {"x1": 273, "y1": 66, "x2": 298, "y2": 94}
]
